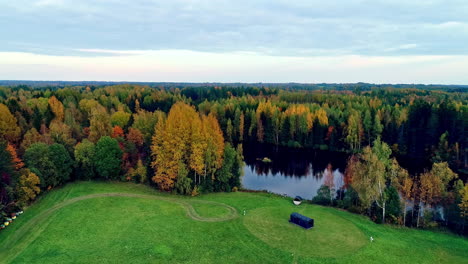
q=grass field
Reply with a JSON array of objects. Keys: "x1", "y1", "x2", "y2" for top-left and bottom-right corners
[{"x1": 0, "y1": 182, "x2": 466, "y2": 263}]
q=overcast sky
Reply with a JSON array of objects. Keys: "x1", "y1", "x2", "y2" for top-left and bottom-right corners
[{"x1": 1, "y1": 0, "x2": 467, "y2": 83}]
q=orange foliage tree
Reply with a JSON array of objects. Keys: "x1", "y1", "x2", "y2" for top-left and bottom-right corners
[
  {"x1": 112, "y1": 125, "x2": 125, "y2": 138},
  {"x1": 6, "y1": 143, "x2": 24, "y2": 170}
]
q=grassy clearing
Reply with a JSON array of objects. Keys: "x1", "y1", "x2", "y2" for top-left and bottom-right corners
[
  {"x1": 0, "y1": 181, "x2": 467, "y2": 263},
  {"x1": 243, "y1": 206, "x2": 366, "y2": 258}
]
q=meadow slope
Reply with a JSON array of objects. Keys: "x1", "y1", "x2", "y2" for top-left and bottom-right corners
[{"x1": 0, "y1": 182, "x2": 466, "y2": 264}]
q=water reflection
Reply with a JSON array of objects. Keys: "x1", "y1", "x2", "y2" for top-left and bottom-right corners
[{"x1": 241, "y1": 144, "x2": 348, "y2": 199}]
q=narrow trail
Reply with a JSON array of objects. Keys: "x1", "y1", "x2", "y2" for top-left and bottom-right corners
[{"x1": 0, "y1": 192, "x2": 238, "y2": 263}]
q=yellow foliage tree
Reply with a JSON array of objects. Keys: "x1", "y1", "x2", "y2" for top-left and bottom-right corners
[
  {"x1": 189, "y1": 115, "x2": 206, "y2": 184},
  {"x1": 16, "y1": 169, "x2": 41, "y2": 205},
  {"x1": 48, "y1": 96, "x2": 64, "y2": 122},
  {"x1": 0, "y1": 103, "x2": 21, "y2": 143},
  {"x1": 151, "y1": 102, "x2": 225, "y2": 191},
  {"x1": 202, "y1": 114, "x2": 224, "y2": 180},
  {"x1": 111, "y1": 110, "x2": 131, "y2": 128},
  {"x1": 314, "y1": 108, "x2": 329, "y2": 126},
  {"x1": 152, "y1": 102, "x2": 195, "y2": 191},
  {"x1": 88, "y1": 107, "x2": 112, "y2": 143},
  {"x1": 459, "y1": 183, "x2": 468, "y2": 223}
]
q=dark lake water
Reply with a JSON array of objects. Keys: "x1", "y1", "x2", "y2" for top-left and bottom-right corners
[{"x1": 242, "y1": 144, "x2": 349, "y2": 200}]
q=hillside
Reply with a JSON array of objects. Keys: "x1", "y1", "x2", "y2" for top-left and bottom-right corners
[{"x1": 0, "y1": 182, "x2": 466, "y2": 264}]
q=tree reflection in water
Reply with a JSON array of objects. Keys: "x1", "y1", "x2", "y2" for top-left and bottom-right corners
[{"x1": 242, "y1": 144, "x2": 348, "y2": 199}]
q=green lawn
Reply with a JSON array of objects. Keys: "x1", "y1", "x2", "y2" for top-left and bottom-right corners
[{"x1": 0, "y1": 182, "x2": 466, "y2": 263}]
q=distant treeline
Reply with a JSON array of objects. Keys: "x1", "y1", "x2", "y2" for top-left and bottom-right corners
[{"x1": 1, "y1": 80, "x2": 467, "y2": 92}]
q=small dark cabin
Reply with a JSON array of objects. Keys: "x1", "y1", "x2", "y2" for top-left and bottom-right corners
[{"x1": 289, "y1": 212, "x2": 314, "y2": 229}]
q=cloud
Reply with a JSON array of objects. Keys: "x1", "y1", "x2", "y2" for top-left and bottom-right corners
[
  {"x1": 74, "y1": 48, "x2": 148, "y2": 56},
  {"x1": 0, "y1": 1, "x2": 467, "y2": 83},
  {"x1": 34, "y1": 0, "x2": 65, "y2": 7},
  {"x1": 384, "y1": 44, "x2": 419, "y2": 52},
  {"x1": 1, "y1": 0, "x2": 468, "y2": 57}
]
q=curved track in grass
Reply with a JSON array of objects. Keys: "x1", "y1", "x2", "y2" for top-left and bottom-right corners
[{"x1": 0, "y1": 192, "x2": 238, "y2": 263}]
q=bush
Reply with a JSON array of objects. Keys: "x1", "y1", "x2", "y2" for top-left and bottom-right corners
[
  {"x1": 191, "y1": 186, "x2": 199, "y2": 197},
  {"x1": 340, "y1": 187, "x2": 360, "y2": 211},
  {"x1": 287, "y1": 140, "x2": 301, "y2": 148},
  {"x1": 312, "y1": 185, "x2": 334, "y2": 206}
]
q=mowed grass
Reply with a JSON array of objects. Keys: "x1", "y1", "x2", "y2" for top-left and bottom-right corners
[
  {"x1": 244, "y1": 206, "x2": 366, "y2": 258},
  {"x1": 0, "y1": 182, "x2": 466, "y2": 264}
]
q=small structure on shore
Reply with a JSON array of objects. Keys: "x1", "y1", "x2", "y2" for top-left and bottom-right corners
[
  {"x1": 289, "y1": 212, "x2": 314, "y2": 229},
  {"x1": 293, "y1": 196, "x2": 303, "y2": 205}
]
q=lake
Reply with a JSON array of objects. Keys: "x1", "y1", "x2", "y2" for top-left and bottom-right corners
[{"x1": 241, "y1": 144, "x2": 349, "y2": 200}]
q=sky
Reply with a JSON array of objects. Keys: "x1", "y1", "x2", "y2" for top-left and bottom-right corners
[{"x1": 1, "y1": 0, "x2": 468, "y2": 84}]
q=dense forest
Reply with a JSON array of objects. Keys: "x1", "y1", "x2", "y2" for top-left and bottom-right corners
[{"x1": 0, "y1": 83, "x2": 467, "y2": 234}]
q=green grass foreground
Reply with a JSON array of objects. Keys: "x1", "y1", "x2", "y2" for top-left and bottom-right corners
[{"x1": 0, "y1": 182, "x2": 466, "y2": 263}]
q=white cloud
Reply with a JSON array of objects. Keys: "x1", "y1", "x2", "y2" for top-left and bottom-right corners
[
  {"x1": 384, "y1": 44, "x2": 419, "y2": 52},
  {"x1": 34, "y1": 0, "x2": 65, "y2": 7},
  {"x1": 74, "y1": 49, "x2": 148, "y2": 55}
]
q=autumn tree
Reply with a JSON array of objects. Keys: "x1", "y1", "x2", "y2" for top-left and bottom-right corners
[
  {"x1": 20, "y1": 128, "x2": 43, "y2": 153},
  {"x1": 350, "y1": 138, "x2": 392, "y2": 223},
  {"x1": 132, "y1": 110, "x2": 160, "y2": 143},
  {"x1": 390, "y1": 158, "x2": 412, "y2": 225},
  {"x1": 111, "y1": 110, "x2": 131, "y2": 128},
  {"x1": 48, "y1": 96, "x2": 64, "y2": 122},
  {"x1": 430, "y1": 162, "x2": 458, "y2": 223},
  {"x1": 49, "y1": 121, "x2": 76, "y2": 150},
  {"x1": 202, "y1": 114, "x2": 224, "y2": 181},
  {"x1": 189, "y1": 113, "x2": 206, "y2": 185},
  {"x1": 16, "y1": 168, "x2": 41, "y2": 205},
  {"x1": 111, "y1": 125, "x2": 125, "y2": 138},
  {"x1": 6, "y1": 143, "x2": 24, "y2": 170},
  {"x1": 152, "y1": 102, "x2": 196, "y2": 191},
  {"x1": 459, "y1": 183, "x2": 468, "y2": 232},
  {"x1": 125, "y1": 159, "x2": 147, "y2": 183},
  {"x1": 0, "y1": 103, "x2": 21, "y2": 143},
  {"x1": 152, "y1": 102, "x2": 224, "y2": 192},
  {"x1": 126, "y1": 128, "x2": 144, "y2": 147},
  {"x1": 78, "y1": 99, "x2": 101, "y2": 117},
  {"x1": 345, "y1": 110, "x2": 363, "y2": 151},
  {"x1": 88, "y1": 107, "x2": 112, "y2": 143}
]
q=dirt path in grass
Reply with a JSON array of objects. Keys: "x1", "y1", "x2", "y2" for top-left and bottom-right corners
[{"x1": 0, "y1": 192, "x2": 238, "y2": 263}]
